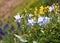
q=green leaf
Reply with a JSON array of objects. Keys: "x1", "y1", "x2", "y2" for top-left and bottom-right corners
[{"x1": 14, "y1": 34, "x2": 28, "y2": 43}]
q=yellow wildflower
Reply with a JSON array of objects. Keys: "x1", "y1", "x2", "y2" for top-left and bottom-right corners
[
  {"x1": 40, "y1": 6, "x2": 44, "y2": 9},
  {"x1": 39, "y1": 9, "x2": 45, "y2": 15},
  {"x1": 34, "y1": 10, "x2": 38, "y2": 16},
  {"x1": 39, "y1": 6, "x2": 45, "y2": 15},
  {"x1": 34, "y1": 7, "x2": 38, "y2": 16},
  {"x1": 55, "y1": 5, "x2": 59, "y2": 11},
  {"x1": 46, "y1": 6, "x2": 50, "y2": 12},
  {"x1": 33, "y1": 17, "x2": 37, "y2": 21},
  {"x1": 44, "y1": 6, "x2": 50, "y2": 13},
  {"x1": 44, "y1": 7, "x2": 47, "y2": 13},
  {"x1": 54, "y1": 11, "x2": 57, "y2": 17}
]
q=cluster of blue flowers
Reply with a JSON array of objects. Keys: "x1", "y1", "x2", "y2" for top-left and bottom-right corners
[{"x1": 14, "y1": 13, "x2": 50, "y2": 26}]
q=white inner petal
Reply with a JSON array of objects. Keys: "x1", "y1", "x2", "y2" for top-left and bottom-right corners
[
  {"x1": 14, "y1": 14, "x2": 20, "y2": 19},
  {"x1": 38, "y1": 16, "x2": 44, "y2": 23}
]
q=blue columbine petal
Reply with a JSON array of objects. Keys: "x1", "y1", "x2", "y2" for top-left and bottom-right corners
[
  {"x1": 38, "y1": 16, "x2": 50, "y2": 26},
  {"x1": 15, "y1": 19, "x2": 20, "y2": 23},
  {"x1": 14, "y1": 14, "x2": 23, "y2": 23},
  {"x1": 38, "y1": 21, "x2": 44, "y2": 26},
  {"x1": 43, "y1": 17, "x2": 50, "y2": 24},
  {"x1": 28, "y1": 17, "x2": 32, "y2": 20},
  {"x1": 27, "y1": 18, "x2": 36, "y2": 26}
]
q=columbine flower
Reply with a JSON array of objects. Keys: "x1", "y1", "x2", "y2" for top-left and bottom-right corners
[
  {"x1": 27, "y1": 17, "x2": 36, "y2": 26},
  {"x1": 43, "y1": 17, "x2": 50, "y2": 24},
  {"x1": 38, "y1": 16, "x2": 50, "y2": 26},
  {"x1": 14, "y1": 13, "x2": 23, "y2": 23},
  {"x1": 49, "y1": 5, "x2": 55, "y2": 13},
  {"x1": 27, "y1": 14, "x2": 36, "y2": 26},
  {"x1": 38, "y1": 16, "x2": 44, "y2": 26}
]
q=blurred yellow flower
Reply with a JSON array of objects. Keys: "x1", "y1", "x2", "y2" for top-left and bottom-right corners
[
  {"x1": 34, "y1": 11, "x2": 38, "y2": 16},
  {"x1": 33, "y1": 17, "x2": 37, "y2": 21},
  {"x1": 54, "y1": 11, "x2": 58, "y2": 17},
  {"x1": 34, "y1": 7, "x2": 38, "y2": 16},
  {"x1": 55, "y1": 5, "x2": 59, "y2": 11},
  {"x1": 40, "y1": 6, "x2": 44, "y2": 9},
  {"x1": 44, "y1": 6, "x2": 50, "y2": 13},
  {"x1": 44, "y1": 7, "x2": 47, "y2": 13},
  {"x1": 39, "y1": 6, "x2": 45, "y2": 15},
  {"x1": 46, "y1": 6, "x2": 50, "y2": 12}
]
